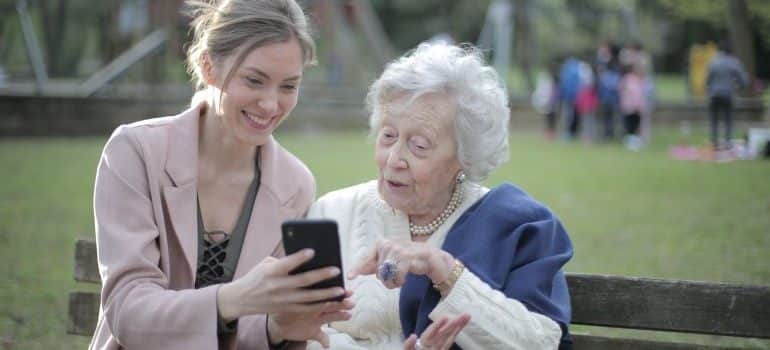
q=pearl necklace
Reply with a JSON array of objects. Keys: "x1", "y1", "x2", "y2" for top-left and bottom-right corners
[{"x1": 409, "y1": 183, "x2": 464, "y2": 236}]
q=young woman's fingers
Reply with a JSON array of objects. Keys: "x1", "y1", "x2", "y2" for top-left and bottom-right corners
[
  {"x1": 278, "y1": 286, "x2": 345, "y2": 304},
  {"x1": 281, "y1": 265, "x2": 340, "y2": 288},
  {"x1": 281, "y1": 302, "x2": 325, "y2": 314},
  {"x1": 319, "y1": 298, "x2": 355, "y2": 312},
  {"x1": 272, "y1": 248, "x2": 315, "y2": 275},
  {"x1": 284, "y1": 298, "x2": 355, "y2": 315},
  {"x1": 316, "y1": 310, "x2": 352, "y2": 324}
]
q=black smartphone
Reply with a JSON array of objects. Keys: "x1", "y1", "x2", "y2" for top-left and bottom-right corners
[{"x1": 281, "y1": 219, "x2": 345, "y2": 302}]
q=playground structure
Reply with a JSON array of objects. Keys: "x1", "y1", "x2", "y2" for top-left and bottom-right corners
[{"x1": 4, "y1": 0, "x2": 395, "y2": 97}]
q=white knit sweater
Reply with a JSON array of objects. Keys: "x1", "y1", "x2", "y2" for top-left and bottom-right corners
[{"x1": 306, "y1": 181, "x2": 562, "y2": 350}]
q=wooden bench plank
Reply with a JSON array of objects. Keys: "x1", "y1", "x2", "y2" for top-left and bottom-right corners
[
  {"x1": 74, "y1": 239, "x2": 100, "y2": 283},
  {"x1": 568, "y1": 273, "x2": 770, "y2": 339},
  {"x1": 68, "y1": 292, "x2": 100, "y2": 336},
  {"x1": 572, "y1": 334, "x2": 744, "y2": 350}
]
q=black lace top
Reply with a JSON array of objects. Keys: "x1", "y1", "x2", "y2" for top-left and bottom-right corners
[{"x1": 195, "y1": 150, "x2": 261, "y2": 337}]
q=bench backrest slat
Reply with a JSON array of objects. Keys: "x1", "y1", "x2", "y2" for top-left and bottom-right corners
[
  {"x1": 75, "y1": 239, "x2": 100, "y2": 283},
  {"x1": 568, "y1": 273, "x2": 770, "y2": 339},
  {"x1": 571, "y1": 334, "x2": 744, "y2": 350},
  {"x1": 68, "y1": 292, "x2": 99, "y2": 336}
]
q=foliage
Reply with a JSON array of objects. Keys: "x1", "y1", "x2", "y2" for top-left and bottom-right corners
[
  {"x1": 654, "y1": 0, "x2": 726, "y2": 25},
  {"x1": 370, "y1": 0, "x2": 492, "y2": 49},
  {"x1": 656, "y1": 0, "x2": 770, "y2": 47},
  {"x1": 2, "y1": 0, "x2": 769, "y2": 81}
]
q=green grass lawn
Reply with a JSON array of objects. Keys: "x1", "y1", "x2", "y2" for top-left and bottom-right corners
[{"x1": 1, "y1": 125, "x2": 769, "y2": 349}]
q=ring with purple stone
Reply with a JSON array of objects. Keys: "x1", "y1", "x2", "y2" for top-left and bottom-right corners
[{"x1": 376, "y1": 260, "x2": 398, "y2": 283}]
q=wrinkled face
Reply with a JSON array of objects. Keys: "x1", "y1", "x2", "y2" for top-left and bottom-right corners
[
  {"x1": 374, "y1": 93, "x2": 463, "y2": 217},
  {"x1": 205, "y1": 38, "x2": 304, "y2": 146}
]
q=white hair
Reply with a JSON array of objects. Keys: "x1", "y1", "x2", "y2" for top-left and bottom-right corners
[{"x1": 366, "y1": 42, "x2": 510, "y2": 182}]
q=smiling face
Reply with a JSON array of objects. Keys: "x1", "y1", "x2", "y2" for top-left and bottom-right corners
[
  {"x1": 205, "y1": 38, "x2": 304, "y2": 146},
  {"x1": 374, "y1": 93, "x2": 463, "y2": 221}
]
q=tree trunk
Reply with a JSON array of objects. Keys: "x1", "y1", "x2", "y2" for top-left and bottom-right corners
[
  {"x1": 726, "y1": 0, "x2": 756, "y2": 95},
  {"x1": 41, "y1": 0, "x2": 71, "y2": 76},
  {"x1": 99, "y1": 2, "x2": 123, "y2": 63},
  {"x1": 514, "y1": 0, "x2": 534, "y2": 94},
  {"x1": 0, "y1": 15, "x2": 17, "y2": 61},
  {"x1": 145, "y1": 0, "x2": 174, "y2": 85},
  {"x1": 352, "y1": 0, "x2": 395, "y2": 67}
]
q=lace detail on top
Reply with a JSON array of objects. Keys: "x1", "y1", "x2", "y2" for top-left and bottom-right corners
[
  {"x1": 194, "y1": 148, "x2": 261, "y2": 289},
  {"x1": 195, "y1": 231, "x2": 231, "y2": 288}
]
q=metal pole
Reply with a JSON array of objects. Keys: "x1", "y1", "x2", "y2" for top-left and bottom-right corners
[
  {"x1": 16, "y1": 0, "x2": 48, "y2": 94},
  {"x1": 490, "y1": 0, "x2": 513, "y2": 90},
  {"x1": 79, "y1": 29, "x2": 168, "y2": 97}
]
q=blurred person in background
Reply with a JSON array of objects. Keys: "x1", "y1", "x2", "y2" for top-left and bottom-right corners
[
  {"x1": 706, "y1": 39, "x2": 749, "y2": 150},
  {"x1": 532, "y1": 57, "x2": 561, "y2": 140},
  {"x1": 595, "y1": 41, "x2": 612, "y2": 71},
  {"x1": 90, "y1": 1, "x2": 354, "y2": 349},
  {"x1": 308, "y1": 42, "x2": 574, "y2": 350},
  {"x1": 559, "y1": 54, "x2": 583, "y2": 140},
  {"x1": 596, "y1": 42, "x2": 622, "y2": 141},
  {"x1": 621, "y1": 41, "x2": 655, "y2": 143},
  {"x1": 576, "y1": 62, "x2": 598, "y2": 143},
  {"x1": 619, "y1": 63, "x2": 648, "y2": 150}
]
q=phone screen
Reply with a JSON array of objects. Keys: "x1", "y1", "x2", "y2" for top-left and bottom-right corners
[{"x1": 281, "y1": 219, "x2": 345, "y2": 302}]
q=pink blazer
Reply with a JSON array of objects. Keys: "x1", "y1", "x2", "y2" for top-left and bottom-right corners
[{"x1": 89, "y1": 101, "x2": 315, "y2": 350}]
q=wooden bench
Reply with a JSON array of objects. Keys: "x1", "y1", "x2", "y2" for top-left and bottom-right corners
[{"x1": 69, "y1": 239, "x2": 770, "y2": 348}]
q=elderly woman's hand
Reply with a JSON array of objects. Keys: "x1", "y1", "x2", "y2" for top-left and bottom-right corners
[
  {"x1": 403, "y1": 314, "x2": 471, "y2": 350},
  {"x1": 348, "y1": 239, "x2": 455, "y2": 288}
]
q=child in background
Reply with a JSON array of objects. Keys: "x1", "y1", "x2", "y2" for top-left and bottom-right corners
[
  {"x1": 532, "y1": 59, "x2": 561, "y2": 139},
  {"x1": 619, "y1": 64, "x2": 648, "y2": 150},
  {"x1": 575, "y1": 72, "x2": 599, "y2": 143}
]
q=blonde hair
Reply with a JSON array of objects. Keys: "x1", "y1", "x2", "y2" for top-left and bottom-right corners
[{"x1": 185, "y1": 0, "x2": 316, "y2": 90}]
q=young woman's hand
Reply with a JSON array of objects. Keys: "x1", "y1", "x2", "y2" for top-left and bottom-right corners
[
  {"x1": 217, "y1": 249, "x2": 352, "y2": 320},
  {"x1": 403, "y1": 314, "x2": 471, "y2": 350},
  {"x1": 267, "y1": 290, "x2": 354, "y2": 347}
]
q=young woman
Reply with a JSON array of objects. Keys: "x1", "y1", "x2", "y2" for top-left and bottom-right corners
[{"x1": 90, "y1": 1, "x2": 352, "y2": 349}]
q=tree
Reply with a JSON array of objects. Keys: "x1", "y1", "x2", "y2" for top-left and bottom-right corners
[
  {"x1": 513, "y1": 0, "x2": 535, "y2": 93},
  {"x1": 40, "y1": 0, "x2": 69, "y2": 75},
  {"x1": 727, "y1": 0, "x2": 756, "y2": 92},
  {"x1": 653, "y1": 0, "x2": 770, "y2": 85}
]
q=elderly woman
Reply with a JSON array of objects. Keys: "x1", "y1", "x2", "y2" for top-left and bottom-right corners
[{"x1": 308, "y1": 42, "x2": 573, "y2": 350}]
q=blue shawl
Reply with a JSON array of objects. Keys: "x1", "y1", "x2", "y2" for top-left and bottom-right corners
[{"x1": 399, "y1": 183, "x2": 573, "y2": 349}]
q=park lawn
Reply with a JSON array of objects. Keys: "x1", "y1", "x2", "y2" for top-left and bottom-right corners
[{"x1": 1, "y1": 126, "x2": 768, "y2": 349}]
